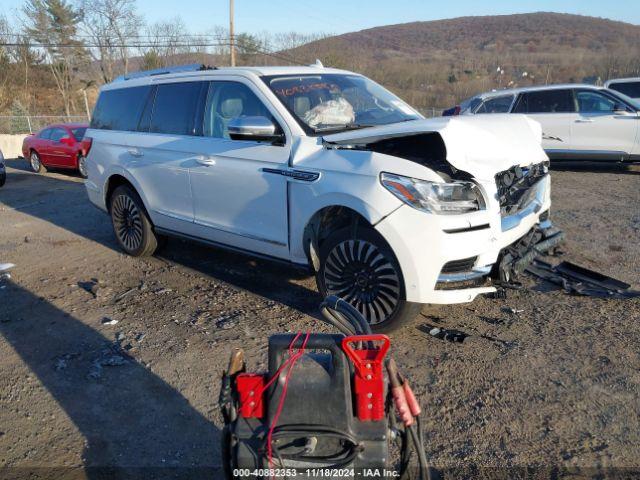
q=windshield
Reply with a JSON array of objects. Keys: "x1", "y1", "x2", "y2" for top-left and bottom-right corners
[
  {"x1": 459, "y1": 96, "x2": 483, "y2": 114},
  {"x1": 71, "y1": 127, "x2": 87, "y2": 141},
  {"x1": 607, "y1": 90, "x2": 640, "y2": 111},
  {"x1": 262, "y1": 74, "x2": 422, "y2": 135}
]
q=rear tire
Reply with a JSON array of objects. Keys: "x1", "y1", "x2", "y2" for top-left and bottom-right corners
[
  {"x1": 109, "y1": 185, "x2": 158, "y2": 257},
  {"x1": 316, "y1": 226, "x2": 421, "y2": 332},
  {"x1": 30, "y1": 151, "x2": 45, "y2": 174},
  {"x1": 77, "y1": 155, "x2": 88, "y2": 179}
]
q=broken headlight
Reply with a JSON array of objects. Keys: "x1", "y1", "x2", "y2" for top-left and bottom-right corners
[{"x1": 381, "y1": 173, "x2": 485, "y2": 214}]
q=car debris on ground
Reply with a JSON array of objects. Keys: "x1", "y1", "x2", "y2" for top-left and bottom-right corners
[{"x1": 526, "y1": 259, "x2": 640, "y2": 299}]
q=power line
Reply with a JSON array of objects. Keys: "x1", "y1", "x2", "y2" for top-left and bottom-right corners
[{"x1": 0, "y1": 40, "x2": 304, "y2": 65}]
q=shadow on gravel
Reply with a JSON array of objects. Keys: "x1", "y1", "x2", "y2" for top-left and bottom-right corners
[
  {"x1": 0, "y1": 169, "x2": 118, "y2": 253},
  {"x1": 550, "y1": 161, "x2": 640, "y2": 175},
  {"x1": 0, "y1": 281, "x2": 221, "y2": 479},
  {"x1": 1, "y1": 166, "x2": 322, "y2": 319},
  {"x1": 158, "y1": 239, "x2": 322, "y2": 318},
  {"x1": 5, "y1": 157, "x2": 84, "y2": 178}
]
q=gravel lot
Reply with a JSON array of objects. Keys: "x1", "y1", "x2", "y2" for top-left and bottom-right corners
[{"x1": 0, "y1": 158, "x2": 639, "y2": 478}]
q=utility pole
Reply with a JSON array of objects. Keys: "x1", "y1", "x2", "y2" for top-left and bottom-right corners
[{"x1": 229, "y1": 0, "x2": 236, "y2": 67}]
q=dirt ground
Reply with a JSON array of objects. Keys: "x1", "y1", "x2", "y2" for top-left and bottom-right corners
[{"x1": 0, "y1": 158, "x2": 639, "y2": 479}]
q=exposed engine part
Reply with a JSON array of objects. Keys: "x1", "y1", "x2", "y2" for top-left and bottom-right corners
[
  {"x1": 325, "y1": 132, "x2": 473, "y2": 181},
  {"x1": 526, "y1": 260, "x2": 640, "y2": 299},
  {"x1": 495, "y1": 162, "x2": 549, "y2": 215},
  {"x1": 495, "y1": 222, "x2": 565, "y2": 285}
]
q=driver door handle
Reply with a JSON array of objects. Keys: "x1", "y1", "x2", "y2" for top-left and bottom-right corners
[
  {"x1": 128, "y1": 148, "x2": 144, "y2": 157},
  {"x1": 575, "y1": 118, "x2": 594, "y2": 123},
  {"x1": 196, "y1": 155, "x2": 216, "y2": 166}
]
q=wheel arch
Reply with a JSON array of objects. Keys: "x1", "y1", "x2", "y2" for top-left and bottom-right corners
[
  {"x1": 103, "y1": 172, "x2": 152, "y2": 219},
  {"x1": 302, "y1": 203, "x2": 378, "y2": 272}
]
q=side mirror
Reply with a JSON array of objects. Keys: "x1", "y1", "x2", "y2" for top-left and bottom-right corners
[
  {"x1": 60, "y1": 135, "x2": 75, "y2": 146},
  {"x1": 227, "y1": 116, "x2": 284, "y2": 144}
]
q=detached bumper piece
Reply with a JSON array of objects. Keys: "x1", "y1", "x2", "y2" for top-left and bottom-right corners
[
  {"x1": 526, "y1": 260, "x2": 640, "y2": 299},
  {"x1": 496, "y1": 222, "x2": 565, "y2": 284}
]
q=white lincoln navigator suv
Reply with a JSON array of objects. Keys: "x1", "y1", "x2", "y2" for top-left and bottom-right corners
[{"x1": 85, "y1": 64, "x2": 553, "y2": 331}]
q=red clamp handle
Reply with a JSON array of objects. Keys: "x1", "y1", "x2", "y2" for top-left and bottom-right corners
[
  {"x1": 342, "y1": 335, "x2": 390, "y2": 421},
  {"x1": 236, "y1": 373, "x2": 265, "y2": 418}
]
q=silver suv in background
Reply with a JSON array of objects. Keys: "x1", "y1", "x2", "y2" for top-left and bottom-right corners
[
  {"x1": 444, "y1": 84, "x2": 640, "y2": 162},
  {"x1": 605, "y1": 77, "x2": 640, "y2": 100}
]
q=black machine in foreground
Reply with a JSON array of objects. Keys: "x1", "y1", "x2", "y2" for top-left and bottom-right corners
[{"x1": 219, "y1": 296, "x2": 430, "y2": 479}]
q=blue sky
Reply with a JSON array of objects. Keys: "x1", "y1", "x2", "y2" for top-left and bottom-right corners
[{"x1": 1, "y1": 0, "x2": 639, "y2": 33}]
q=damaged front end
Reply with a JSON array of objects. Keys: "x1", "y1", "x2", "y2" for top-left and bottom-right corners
[{"x1": 494, "y1": 219, "x2": 565, "y2": 285}]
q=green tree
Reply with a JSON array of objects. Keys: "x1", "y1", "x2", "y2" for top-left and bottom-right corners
[{"x1": 22, "y1": 0, "x2": 88, "y2": 117}]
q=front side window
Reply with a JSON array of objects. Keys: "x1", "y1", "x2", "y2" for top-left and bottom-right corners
[
  {"x1": 476, "y1": 95, "x2": 514, "y2": 113},
  {"x1": 90, "y1": 85, "x2": 152, "y2": 131},
  {"x1": 513, "y1": 89, "x2": 576, "y2": 113},
  {"x1": 203, "y1": 81, "x2": 277, "y2": 139},
  {"x1": 607, "y1": 81, "x2": 640, "y2": 99},
  {"x1": 575, "y1": 90, "x2": 616, "y2": 113},
  {"x1": 150, "y1": 82, "x2": 206, "y2": 136},
  {"x1": 262, "y1": 74, "x2": 421, "y2": 135}
]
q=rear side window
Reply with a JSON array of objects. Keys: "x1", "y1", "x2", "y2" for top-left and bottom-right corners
[
  {"x1": 476, "y1": 95, "x2": 514, "y2": 113},
  {"x1": 71, "y1": 127, "x2": 86, "y2": 141},
  {"x1": 50, "y1": 128, "x2": 67, "y2": 142},
  {"x1": 513, "y1": 89, "x2": 575, "y2": 113},
  {"x1": 150, "y1": 82, "x2": 206, "y2": 136},
  {"x1": 91, "y1": 85, "x2": 152, "y2": 131},
  {"x1": 607, "y1": 81, "x2": 640, "y2": 99},
  {"x1": 38, "y1": 128, "x2": 51, "y2": 139}
]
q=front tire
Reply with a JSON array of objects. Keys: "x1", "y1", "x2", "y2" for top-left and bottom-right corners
[
  {"x1": 30, "y1": 151, "x2": 45, "y2": 173},
  {"x1": 109, "y1": 185, "x2": 159, "y2": 257},
  {"x1": 316, "y1": 227, "x2": 421, "y2": 332}
]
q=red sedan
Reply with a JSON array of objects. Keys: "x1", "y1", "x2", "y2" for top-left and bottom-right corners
[{"x1": 22, "y1": 123, "x2": 91, "y2": 178}]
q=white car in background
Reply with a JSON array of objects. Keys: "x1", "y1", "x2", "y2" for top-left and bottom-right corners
[
  {"x1": 445, "y1": 84, "x2": 640, "y2": 162},
  {"x1": 85, "y1": 64, "x2": 554, "y2": 331},
  {"x1": 605, "y1": 77, "x2": 640, "y2": 100}
]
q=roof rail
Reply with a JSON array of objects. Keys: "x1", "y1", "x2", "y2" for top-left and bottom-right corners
[{"x1": 115, "y1": 64, "x2": 217, "y2": 82}]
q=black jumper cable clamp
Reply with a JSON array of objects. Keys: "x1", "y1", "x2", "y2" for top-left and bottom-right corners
[{"x1": 219, "y1": 295, "x2": 431, "y2": 479}]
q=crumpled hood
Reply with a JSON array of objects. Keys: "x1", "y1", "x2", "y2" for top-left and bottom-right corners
[{"x1": 322, "y1": 114, "x2": 548, "y2": 180}]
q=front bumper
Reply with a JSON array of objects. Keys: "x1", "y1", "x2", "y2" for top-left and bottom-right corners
[{"x1": 375, "y1": 175, "x2": 552, "y2": 304}]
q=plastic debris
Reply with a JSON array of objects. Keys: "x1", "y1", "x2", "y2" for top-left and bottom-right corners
[
  {"x1": 501, "y1": 306, "x2": 524, "y2": 315},
  {"x1": 428, "y1": 326, "x2": 468, "y2": 343},
  {"x1": 526, "y1": 259, "x2": 640, "y2": 299}
]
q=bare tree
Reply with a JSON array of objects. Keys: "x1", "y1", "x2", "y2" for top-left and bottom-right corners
[
  {"x1": 22, "y1": 0, "x2": 88, "y2": 117},
  {"x1": 79, "y1": 0, "x2": 142, "y2": 82},
  {"x1": 139, "y1": 17, "x2": 189, "y2": 68}
]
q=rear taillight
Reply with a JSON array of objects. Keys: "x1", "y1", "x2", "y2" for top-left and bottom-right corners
[{"x1": 81, "y1": 137, "x2": 93, "y2": 156}]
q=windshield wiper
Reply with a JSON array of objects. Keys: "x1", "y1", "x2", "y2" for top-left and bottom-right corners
[{"x1": 314, "y1": 123, "x2": 376, "y2": 133}]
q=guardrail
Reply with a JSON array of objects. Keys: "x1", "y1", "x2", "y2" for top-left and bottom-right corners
[
  {"x1": 418, "y1": 107, "x2": 446, "y2": 118},
  {"x1": 0, "y1": 115, "x2": 90, "y2": 135}
]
